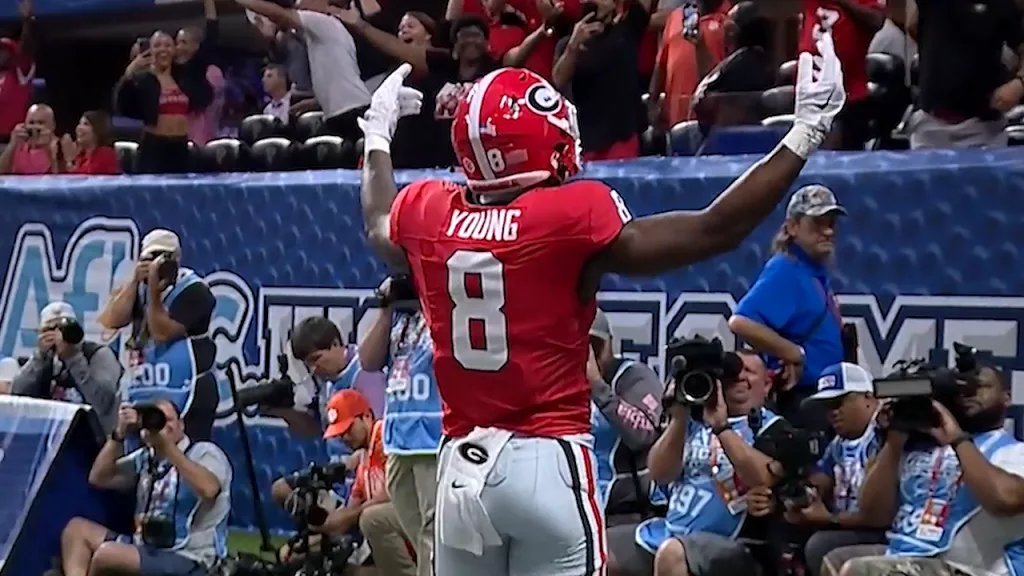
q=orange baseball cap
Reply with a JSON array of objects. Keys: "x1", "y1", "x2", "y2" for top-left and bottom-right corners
[{"x1": 323, "y1": 389, "x2": 372, "y2": 439}]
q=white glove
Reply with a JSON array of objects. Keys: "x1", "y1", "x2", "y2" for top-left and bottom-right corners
[
  {"x1": 782, "y1": 30, "x2": 847, "y2": 159},
  {"x1": 358, "y1": 62, "x2": 425, "y2": 154}
]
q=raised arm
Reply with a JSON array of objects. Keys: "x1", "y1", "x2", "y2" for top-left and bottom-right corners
[
  {"x1": 332, "y1": 7, "x2": 430, "y2": 75},
  {"x1": 590, "y1": 33, "x2": 845, "y2": 278},
  {"x1": 233, "y1": 0, "x2": 302, "y2": 32}
]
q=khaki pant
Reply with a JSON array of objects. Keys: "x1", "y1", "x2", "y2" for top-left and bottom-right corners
[
  {"x1": 823, "y1": 545, "x2": 982, "y2": 576},
  {"x1": 386, "y1": 453, "x2": 438, "y2": 576},
  {"x1": 359, "y1": 502, "x2": 416, "y2": 576}
]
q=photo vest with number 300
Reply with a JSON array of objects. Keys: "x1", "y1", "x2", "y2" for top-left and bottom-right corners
[
  {"x1": 383, "y1": 309, "x2": 443, "y2": 455},
  {"x1": 664, "y1": 408, "x2": 780, "y2": 538},
  {"x1": 888, "y1": 430, "x2": 1018, "y2": 558},
  {"x1": 126, "y1": 269, "x2": 209, "y2": 415}
]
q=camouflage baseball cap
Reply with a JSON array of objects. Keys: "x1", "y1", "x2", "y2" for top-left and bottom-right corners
[{"x1": 786, "y1": 185, "x2": 847, "y2": 219}]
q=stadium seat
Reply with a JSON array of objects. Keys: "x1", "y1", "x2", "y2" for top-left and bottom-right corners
[
  {"x1": 761, "y1": 86, "x2": 795, "y2": 117},
  {"x1": 776, "y1": 59, "x2": 797, "y2": 86},
  {"x1": 761, "y1": 114, "x2": 794, "y2": 131},
  {"x1": 113, "y1": 141, "x2": 139, "y2": 174},
  {"x1": 250, "y1": 137, "x2": 295, "y2": 172},
  {"x1": 698, "y1": 126, "x2": 785, "y2": 156},
  {"x1": 866, "y1": 53, "x2": 905, "y2": 87},
  {"x1": 240, "y1": 114, "x2": 284, "y2": 146},
  {"x1": 1007, "y1": 105, "x2": 1024, "y2": 125},
  {"x1": 669, "y1": 120, "x2": 701, "y2": 156},
  {"x1": 639, "y1": 126, "x2": 669, "y2": 156},
  {"x1": 297, "y1": 135, "x2": 349, "y2": 169},
  {"x1": 198, "y1": 138, "x2": 247, "y2": 173},
  {"x1": 295, "y1": 111, "x2": 326, "y2": 142},
  {"x1": 1007, "y1": 126, "x2": 1024, "y2": 146}
]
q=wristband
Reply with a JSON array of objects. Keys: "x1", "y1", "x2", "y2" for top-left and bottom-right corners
[
  {"x1": 712, "y1": 424, "x2": 730, "y2": 436},
  {"x1": 363, "y1": 134, "x2": 391, "y2": 155},
  {"x1": 110, "y1": 430, "x2": 125, "y2": 443},
  {"x1": 780, "y1": 121, "x2": 823, "y2": 160},
  {"x1": 950, "y1": 433, "x2": 971, "y2": 449}
]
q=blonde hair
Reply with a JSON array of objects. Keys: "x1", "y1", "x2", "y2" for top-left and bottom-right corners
[{"x1": 770, "y1": 222, "x2": 794, "y2": 254}]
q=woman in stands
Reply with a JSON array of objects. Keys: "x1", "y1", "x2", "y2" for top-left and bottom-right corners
[
  {"x1": 60, "y1": 110, "x2": 120, "y2": 175},
  {"x1": 113, "y1": 0, "x2": 218, "y2": 174}
]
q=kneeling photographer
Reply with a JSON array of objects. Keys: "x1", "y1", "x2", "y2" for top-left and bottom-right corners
[
  {"x1": 622, "y1": 338, "x2": 784, "y2": 576},
  {"x1": 12, "y1": 301, "x2": 122, "y2": 435},
  {"x1": 279, "y1": 390, "x2": 415, "y2": 576},
  {"x1": 59, "y1": 398, "x2": 231, "y2": 576},
  {"x1": 823, "y1": 345, "x2": 1024, "y2": 576},
  {"x1": 746, "y1": 362, "x2": 886, "y2": 576}
]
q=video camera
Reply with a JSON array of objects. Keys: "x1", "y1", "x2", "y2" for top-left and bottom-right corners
[
  {"x1": 234, "y1": 353, "x2": 296, "y2": 411},
  {"x1": 872, "y1": 342, "x2": 980, "y2": 431},
  {"x1": 664, "y1": 336, "x2": 743, "y2": 418}
]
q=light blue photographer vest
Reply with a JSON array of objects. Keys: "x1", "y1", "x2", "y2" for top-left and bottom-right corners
[
  {"x1": 383, "y1": 310, "x2": 442, "y2": 455},
  {"x1": 888, "y1": 430, "x2": 1018, "y2": 559},
  {"x1": 319, "y1": 353, "x2": 363, "y2": 463},
  {"x1": 591, "y1": 359, "x2": 667, "y2": 510},
  {"x1": 126, "y1": 269, "x2": 209, "y2": 415},
  {"x1": 636, "y1": 407, "x2": 780, "y2": 553}
]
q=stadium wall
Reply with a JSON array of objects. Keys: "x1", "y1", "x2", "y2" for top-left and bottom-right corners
[{"x1": 0, "y1": 148, "x2": 1021, "y2": 532}]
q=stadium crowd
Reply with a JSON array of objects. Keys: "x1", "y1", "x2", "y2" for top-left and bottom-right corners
[{"x1": 0, "y1": 0, "x2": 1023, "y2": 175}]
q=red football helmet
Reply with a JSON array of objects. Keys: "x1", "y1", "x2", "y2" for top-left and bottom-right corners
[{"x1": 451, "y1": 68, "x2": 582, "y2": 194}]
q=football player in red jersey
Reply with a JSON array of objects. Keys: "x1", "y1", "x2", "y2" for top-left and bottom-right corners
[
  {"x1": 799, "y1": 0, "x2": 885, "y2": 150},
  {"x1": 355, "y1": 31, "x2": 844, "y2": 576}
]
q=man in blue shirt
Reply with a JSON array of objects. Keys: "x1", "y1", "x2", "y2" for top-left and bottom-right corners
[
  {"x1": 359, "y1": 275, "x2": 442, "y2": 576},
  {"x1": 729, "y1": 185, "x2": 847, "y2": 422}
]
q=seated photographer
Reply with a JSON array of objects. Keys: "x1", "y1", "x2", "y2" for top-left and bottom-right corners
[
  {"x1": 587, "y1": 310, "x2": 666, "y2": 526},
  {"x1": 60, "y1": 398, "x2": 231, "y2": 576},
  {"x1": 12, "y1": 301, "x2": 122, "y2": 434},
  {"x1": 98, "y1": 229, "x2": 217, "y2": 440},
  {"x1": 281, "y1": 389, "x2": 416, "y2": 576},
  {"x1": 749, "y1": 362, "x2": 886, "y2": 576},
  {"x1": 823, "y1": 363, "x2": 1024, "y2": 576},
  {"x1": 618, "y1": 346, "x2": 781, "y2": 576},
  {"x1": 358, "y1": 274, "x2": 441, "y2": 576},
  {"x1": 270, "y1": 316, "x2": 369, "y2": 511}
]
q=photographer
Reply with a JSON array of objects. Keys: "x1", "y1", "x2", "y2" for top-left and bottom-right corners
[
  {"x1": 630, "y1": 347, "x2": 781, "y2": 576},
  {"x1": 749, "y1": 362, "x2": 886, "y2": 576},
  {"x1": 728, "y1": 186, "x2": 848, "y2": 422},
  {"x1": 12, "y1": 301, "x2": 122, "y2": 434},
  {"x1": 281, "y1": 389, "x2": 416, "y2": 576},
  {"x1": 98, "y1": 229, "x2": 217, "y2": 441},
  {"x1": 358, "y1": 274, "x2": 440, "y2": 576},
  {"x1": 269, "y1": 316, "x2": 369, "y2": 510},
  {"x1": 587, "y1": 310, "x2": 665, "y2": 525},
  {"x1": 60, "y1": 399, "x2": 231, "y2": 576},
  {"x1": 824, "y1": 364, "x2": 1024, "y2": 576}
]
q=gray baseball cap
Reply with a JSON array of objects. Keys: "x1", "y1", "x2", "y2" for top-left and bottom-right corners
[
  {"x1": 786, "y1": 185, "x2": 847, "y2": 219},
  {"x1": 590, "y1": 310, "x2": 613, "y2": 341}
]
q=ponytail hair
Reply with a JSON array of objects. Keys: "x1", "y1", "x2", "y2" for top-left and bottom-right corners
[{"x1": 770, "y1": 223, "x2": 793, "y2": 255}]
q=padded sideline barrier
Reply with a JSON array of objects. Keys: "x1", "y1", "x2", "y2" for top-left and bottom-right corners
[{"x1": 0, "y1": 149, "x2": 1022, "y2": 532}]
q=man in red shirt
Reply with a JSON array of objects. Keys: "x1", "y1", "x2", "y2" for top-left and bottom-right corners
[
  {"x1": 357, "y1": 49, "x2": 845, "y2": 574},
  {"x1": 0, "y1": 0, "x2": 36, "y2": 142},
  {"x1": 799, "y1": 0, "x2": 885, "y2": 149}
]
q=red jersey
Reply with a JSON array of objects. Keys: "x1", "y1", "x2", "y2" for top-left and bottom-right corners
[
  {"x1": 798, "y1": 0, "x2": 882, "y2": 102},
  {"x1": 390, "y1": 178, "x2": 632, "y2": 438},
  {"x1": 0, "y1": 38, "x2": 35, "y2": 137}
]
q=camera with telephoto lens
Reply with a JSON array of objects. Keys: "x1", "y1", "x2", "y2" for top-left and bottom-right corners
[
  {"x1": 54, "y1": 317, "x2": 85, "y2": 345},
  {"x1": 872, "y1": 342, "x2": 980, "y2": 431},
  {"x1": 664, "y1": 336, "x2": 743, "y2": 419},
  {"x1": 287, "y1": 461, "x2": 350, "y2": 526},
  {"x1": 753, "y1": 416, "x2": 825, "y2": 510},
  {"x1": 234, "y1": 353, "x2": 296, "y2": 410},
  {"x1": 144, "y1": 251, "x2": 179, "y2": 283},
  {"x1": 131, "y1": 402, "x2": 168, "y2": 432},
  {"x1": 378, "y1": 274, "x2": 418, "y2": 307}
]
